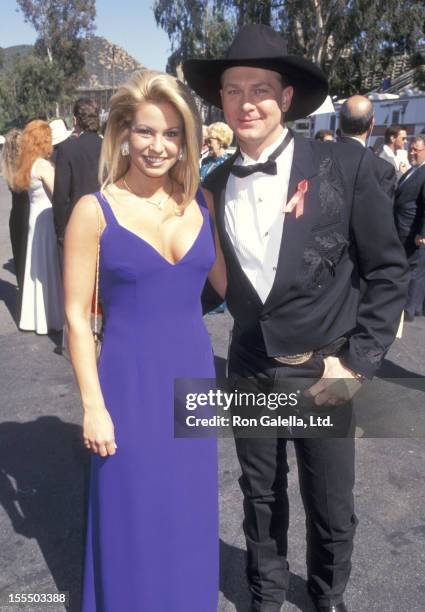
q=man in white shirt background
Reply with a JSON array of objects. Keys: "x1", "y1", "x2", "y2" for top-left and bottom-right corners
[{"x1": 379, "y1": 124, "x2": 409, "y2": 180}]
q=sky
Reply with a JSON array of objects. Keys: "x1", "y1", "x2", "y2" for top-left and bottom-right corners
[{"x1": 0, "y1": 0, "x2": 171, "y2": 71}]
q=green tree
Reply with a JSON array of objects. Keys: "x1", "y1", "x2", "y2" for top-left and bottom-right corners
[
  {"x1": 412, "y1": 51, "x2": 425, "y2": 90},
  {"x1": 153, "y1": 0, "x2": 234, "y2": 74},
  {"x1": 280, "y1": 0, "x2": 425, "y2": 96},
  {"x1": 154, "y1": 0, "x2": 425, "y2": 96},
  {"x1": 153, "y1": 0, "x2": 275, "y2": 74},
  {"x1": 16, "y1": 0, "x2": 96, "y2": 100},
  {"x1": 0, "y1": 54, "x2": 65, "y2": 127}
]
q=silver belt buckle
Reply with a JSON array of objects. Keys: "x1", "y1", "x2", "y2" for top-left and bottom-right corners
[{"x1": 274, "y1": 351, "x2": 314, "y2": 365}]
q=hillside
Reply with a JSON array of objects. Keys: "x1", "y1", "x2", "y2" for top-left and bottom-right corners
[
  {"x1": 0, "y1": 44, "x2": 33, "y2": 72},
  {"x1": 79, "y1": 36, "x2": 144, "y2": 88},
  {"x1": 0, "y1": 37, "x2": 144, "y2": 88}
]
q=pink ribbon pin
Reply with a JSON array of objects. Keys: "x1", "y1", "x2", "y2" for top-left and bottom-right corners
[{"x1": 283, "y1": 179, "x2": 309, "y2": 218}]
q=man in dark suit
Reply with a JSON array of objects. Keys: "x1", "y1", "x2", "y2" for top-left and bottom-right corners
[
  {"x1": 338, "y1": 95, "x2": 397, "y2": 198},
  {"x1": 52, "y1": 97, "x2": 102, "y2": 252},
  {"x1": 184, "y1": 25, "x2": 408, "y2": 612},
  {"x1": 394, "y1": 135, "x2": 425, "y2": 320}
]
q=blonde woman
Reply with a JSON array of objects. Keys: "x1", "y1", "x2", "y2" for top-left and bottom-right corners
[
  {"x1": 64, "y1": 70, "x2": 225, "y2": 611},
  {"x1": 14, "y1": 120, "x2": 63, "y2": 334},
  {"x1": 1, "y1": 129, "x2": 30, "y2": 309},
  {"x1": 200, "y1": 121, "x2": 234, "y2": 181}
]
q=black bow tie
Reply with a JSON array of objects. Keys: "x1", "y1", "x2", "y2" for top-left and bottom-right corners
[{"x1": 230, "y1": 129, "x2": 293, "y2": 178}]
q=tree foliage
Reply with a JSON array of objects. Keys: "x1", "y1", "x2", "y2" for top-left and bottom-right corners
[
  {"x1": 0, "y1": 54, "x2": 65, "y2": 128},
  {"x1": 0, "y1": 1, "x2": 96, "y2": 127},
  {"x1": 16, "y1": 0, "x2": 96, "y2": 93},
  {"x1": 282, "y1": 0, "x2": 425, "y2": 96},
  {"x1": 153, "y1": 0, "x2": 425, "y2": 96},
  {"x1": 153, "y1": 1, "x2": 232, "y2": 74}
]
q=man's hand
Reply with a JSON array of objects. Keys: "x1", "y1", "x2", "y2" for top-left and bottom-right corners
[
  {"x1": 414, "y1": 234, "x2": 425, "y2": 247},
  {"x1": 305, "y1": 356, "x2": 363, "y2": 406}
]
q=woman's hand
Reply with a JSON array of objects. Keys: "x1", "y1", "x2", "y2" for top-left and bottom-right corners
[{"x1": 83, "y1": 406, "x2": 117, "y2": 457}]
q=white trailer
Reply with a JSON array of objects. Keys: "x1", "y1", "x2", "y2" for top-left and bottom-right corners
[{"x1": 300, "y1": 92, "x2": 425, "y2": 148}]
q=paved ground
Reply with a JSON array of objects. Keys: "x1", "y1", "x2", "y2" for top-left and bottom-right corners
[{"x1": 1, "y1": 176, "x2": 425, "y2": 611}]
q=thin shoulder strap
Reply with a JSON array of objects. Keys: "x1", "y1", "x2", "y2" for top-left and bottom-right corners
[
  {"x1": 93, "y1": 191, "x2": 116, "y2": 225},
  {"x1": 195, "y1": 187, "x2": 208, "y2": 210}
]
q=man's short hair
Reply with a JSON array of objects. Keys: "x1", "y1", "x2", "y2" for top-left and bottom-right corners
[
  {"x1": 384, "y1": 125, "x2": 405, "y2": 144},
  {"x1": 314, "y1": 129, "x2": 333, "y2": 141},
  {"x1": 340, "y1": 102, "x2": 374, "y2": 136},
  {"x1": 73, "y1": 97, "x2": 100, "y2": 132},
  {"x1": 411, "y1": 135, "x2": 425, "y2": 147}
]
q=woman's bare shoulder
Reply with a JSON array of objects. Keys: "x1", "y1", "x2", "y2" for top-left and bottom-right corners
[
  {"x1": 69, "y1": 194, "x2": 103, "y2": 230},
  {"x1": 32, "y1": 157, "x2": 53, "y2": 176}
]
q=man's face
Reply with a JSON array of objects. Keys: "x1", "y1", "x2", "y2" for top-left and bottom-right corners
[
  {"x1": 408, "y1": 139, "x2": 425, "y2": 166},
  {"x1": 220, "y1": 66, "x2": 293, "y2": 151},
  {"x1": 393, "y1": 129, "x2": 407, "y2": 150}
]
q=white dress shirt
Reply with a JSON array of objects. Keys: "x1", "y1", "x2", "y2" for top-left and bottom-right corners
[
  {"x1": 224, "y1": 129, "x2": 294, "y2": 303},
  {"x1": 398, "y1": 160, "x2": 425, "y2": 186},
  {"x1": 348, "y1": 136, "x2": 366, "y2": 147},
  {"x1": 382, "y1": 144, "x2": 397, "y2": 162}
]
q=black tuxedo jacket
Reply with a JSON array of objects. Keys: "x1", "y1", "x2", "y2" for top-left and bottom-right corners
[
  {"x1": 339, "y1": 136, "x2": 396, "y2": 199},
  {"x1": 204, "y1": 132, "x2": 408, "y2": 379},
  {"x1": 394, "y1": 163, "x2": 425, "y2": 245},
  {"x1": 52, "y1": 131, "x2": 102, "y2": 242}
]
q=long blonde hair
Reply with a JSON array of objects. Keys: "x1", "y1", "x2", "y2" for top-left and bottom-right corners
[
  {"x1": 99, "y1": 69, "x2": 202, "y2": 210},
  {"x1": 1, "y1": 129, "x2": 23, "y2": 191},
  {"x1": 14, "y1": 120, "x2": 53, "y2": 192}
]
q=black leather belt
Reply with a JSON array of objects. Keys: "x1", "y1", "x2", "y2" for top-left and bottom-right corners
[{"x1": 273, "y1": 337, "x2": 347, "y2": 365}]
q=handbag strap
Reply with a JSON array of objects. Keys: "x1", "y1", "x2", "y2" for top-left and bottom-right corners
[{"x1": 94, "y1": 202, "x2": 101, "y2": 338}]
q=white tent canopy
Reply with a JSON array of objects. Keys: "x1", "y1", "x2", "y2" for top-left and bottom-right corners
[{"x1": 309, "y1": 96, "x2": 335, "y2": 116}]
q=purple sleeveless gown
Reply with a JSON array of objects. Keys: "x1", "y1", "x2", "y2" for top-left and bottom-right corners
[{"x1": 81, "y1": 190, "x2": 218, "y2": 612}]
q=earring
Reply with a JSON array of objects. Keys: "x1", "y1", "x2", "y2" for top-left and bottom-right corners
[
  {"x1": 121, "y1": 141, "x2": 129, "y2": 156},
  {"x1": 178, "y1": 149, "x2": 183, "y2": 161}
]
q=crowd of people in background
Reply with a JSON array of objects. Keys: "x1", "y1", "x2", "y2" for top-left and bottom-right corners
[
  {"x1": 0, "y1": 93, "x2": 424, "y2": 338},
  {"x1": 0, "y1": 98, "x2": 103, "y2": 337},
  {"x1": 315, "y1": 114, "x2": 425, "y2": 323}
]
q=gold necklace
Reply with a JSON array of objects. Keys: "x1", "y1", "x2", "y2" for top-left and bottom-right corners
[{"x1": 123, "y1": 176, "x2": 174, "y2": 210}]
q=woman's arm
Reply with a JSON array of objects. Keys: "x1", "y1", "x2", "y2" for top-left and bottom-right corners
[
  {"x1": 34, "y1": 158, "x2": 55, "y2": 197},
  {"x1": 201, "y1": 187, "x2": 227, "y2": 299},
  {"x1": 64, "y1": 195, "x2": 116, "y2": 457}
]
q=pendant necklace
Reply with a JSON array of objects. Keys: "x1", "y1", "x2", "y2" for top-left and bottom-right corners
[{"x1": 123, "y1": 176, "x2": 174, "y2": 210}]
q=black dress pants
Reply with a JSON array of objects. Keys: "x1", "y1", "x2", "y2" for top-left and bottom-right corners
[
  {"x1": 403, "y1": 241, "x2": 425, "y2": 317},
  {"x1": 229, "y1": 342, "x2": 357, "y2": 611}
]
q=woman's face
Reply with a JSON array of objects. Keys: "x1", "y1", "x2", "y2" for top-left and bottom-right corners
[
  {"x1": 207, "y1": 136, "x2": 222, "y2": 157},
  {"x1": 127, "y1": 101, "x2": 183, "y2": 178}
]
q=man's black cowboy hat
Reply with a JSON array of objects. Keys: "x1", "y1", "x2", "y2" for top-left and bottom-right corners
[{"x1": 183, "y1": 24, "x2": 328, "y2": 122}]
